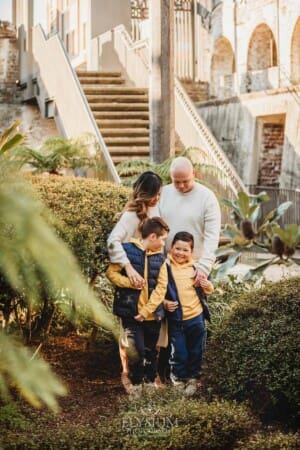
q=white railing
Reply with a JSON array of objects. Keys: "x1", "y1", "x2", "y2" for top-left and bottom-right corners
[
  {"x1": 98, "y1": 25, "x2": 245, "y2": 196},
  {"x1": 174, "y1": 78, "x2": 245, "y2": 196},
  {"x1": 31, "y1": 24, "x2": 120, "y2": 183}
]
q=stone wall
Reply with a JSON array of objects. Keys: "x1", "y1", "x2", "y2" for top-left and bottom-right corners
[
  {"x1": 0, "y1": 21, "x2": 20, "y2": 103},
  {"x1": 197, "y1": 88, "x2": 300, "y2": 189},
  {"x1": 0, "y1": 20, "x2": 58, "y2": 149}
]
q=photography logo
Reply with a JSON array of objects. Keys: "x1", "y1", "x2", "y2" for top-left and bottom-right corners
[{"x1": 121, "y1": 408, "x2": 179, "y2": 434}]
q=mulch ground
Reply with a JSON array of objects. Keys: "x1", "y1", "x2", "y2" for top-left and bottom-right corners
[{"x1": 38, "y1": 332, "x2": 124, "y2": 425}]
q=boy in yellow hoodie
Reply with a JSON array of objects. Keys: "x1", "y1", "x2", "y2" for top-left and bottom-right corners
[
  {"x1": 106, "y1": 217, "x2": 169, "y2": 392},
  {"x1": 164, "y1": 231, "x2": 214, "y2": 395}
]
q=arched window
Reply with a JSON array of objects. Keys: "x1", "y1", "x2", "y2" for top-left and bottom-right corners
[
  {"x1": 290, "y1": 17, "x2": 300, "y2": 84},
  {"x1": 211, "y1": 37, "x2": 235, "y2": 97},
  {"x1": 247, "y1": 24, "x2": 277, "y2": 71}
]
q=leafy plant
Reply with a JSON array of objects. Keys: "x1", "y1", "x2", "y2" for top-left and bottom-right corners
[
  {"x1": 214, "y1": 191, "x2": 299, "y2": 280},
  {"x1": 18, "y1": 134, "x2": 102, "y2": 175},
  {"x1": 116, "y1": 147, "x2": 236, "y2": 202}
]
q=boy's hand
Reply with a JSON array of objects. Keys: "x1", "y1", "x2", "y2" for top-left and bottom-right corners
[
  {"x1": 163, "y1": 300, "x2": 178, "y2": 312},
  {"x1": 125, "y1": 264, "x2": 145, "y2": 289},
  {"x1": 134, "y1": 314, "x2": 145, "y2": 322}
]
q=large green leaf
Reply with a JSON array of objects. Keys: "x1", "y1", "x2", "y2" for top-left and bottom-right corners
[
  {"x1": 243, "y1": 257, "x2": 277, "y2": 280},
  {"x1": 0, "y1": 133, "x2": 25, "y2": 155},
  {"x1": 237, "y1": 192, "x2": 250, "y2": 217},
  {"x1": 0, "y1": 120, "x2": 21, "y2": 150},
  {"x1": 223, "y1": 224, "x2": 242, "y2": 239},
  {"x1": 0, "y1": 333, "x2": 67, "y2": 412},
  {"x1": 213, "y1": 253, "x2": 241, "y2": 280}
]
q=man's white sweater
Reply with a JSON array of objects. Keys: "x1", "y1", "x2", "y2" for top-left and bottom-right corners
[{"x1": 159, "y1": 182, "x2": 221, "y2": 275}]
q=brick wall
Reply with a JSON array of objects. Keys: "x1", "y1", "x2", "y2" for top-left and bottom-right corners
[{"x1": 258, "y1": 123, "x2": 284, "y2": 186}]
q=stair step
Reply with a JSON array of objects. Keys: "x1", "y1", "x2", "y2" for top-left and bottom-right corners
[
  {"x1": 106, "y1": 137, "x2": 149, "y2": 146},
  {"x1": 77, "y1": 71, "x2": 122, "y2": 78},
  {"x1": 97, "y1": 119, "x2": 149, "y2": 128},
  {"x1": 93, "y1": 111, "x2": 149, "y2": 119},
  {"x1": 113, "y1": 155, "x2": 149, "y2": 164},
  {"x1": 108, "y1": 146, "x2": 149, "y2": 155},
  {"x1": 90, "y1": 103, "x2": 149, "y2": 111},
  {"x1": 86, "y1": 94, "x2": 148, "y2": 103},
  {"x1": 82, "y1": 86, "x2": 148, "y2": 95},
  {"x1": 101, "y1": 128, "x2": 149, "y2": 137},
  {"x1": 79, "y1": 77, "x2": 125, "y2": 85}
]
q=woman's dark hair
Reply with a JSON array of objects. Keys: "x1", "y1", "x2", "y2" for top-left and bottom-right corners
[
  {"x1": 132, "y1": 171, "x2": 162, "y2": 199},
  {"x1": 126, "y1": 171, "x2": 163, "y2": 221},
  {"x1": 171, "y1": 231, "x2": 194, "y2": 249}
]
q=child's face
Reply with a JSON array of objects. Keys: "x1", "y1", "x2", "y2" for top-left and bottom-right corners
[
  {"x1": 147, "y1": 232, "x2": 168, "y2": 252},
  {"x1": 170, "y1": 240, "x2": 193, "y2": 264}
]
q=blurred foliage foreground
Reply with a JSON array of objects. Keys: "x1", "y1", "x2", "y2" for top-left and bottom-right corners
[{"x1": 0, "y1": 123, "x2": 128, "y2": 411}]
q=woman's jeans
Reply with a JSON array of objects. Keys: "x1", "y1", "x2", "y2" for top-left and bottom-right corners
[
  {"x1": 121, "y1": 318, "x2": 160, "y2": 385},
  {"x1": 169, "y1": 313, "x2": 206, "y2": 382}
]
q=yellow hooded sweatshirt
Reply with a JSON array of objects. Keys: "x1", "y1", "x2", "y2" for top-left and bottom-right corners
[
  {"x1": 166, "y1": 253, "x2": 214, "y2": 321},
  {"x1": 106, "y1": 238, "x2": 168, "y2": 321}
]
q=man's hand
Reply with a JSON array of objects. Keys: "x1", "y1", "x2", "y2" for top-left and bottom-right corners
[
  {"x1": 125, "y1": 263, "x2": 145, "y2": 289},
  {"x1": 134, "y1": 314, "x2": 145, "y2": 322},
  {"x1": 193, "y1": 268, "x2": 208, "y2": 287},
  {"x1": 163, "y1": 300, "x2": 179, "y2": 312}
]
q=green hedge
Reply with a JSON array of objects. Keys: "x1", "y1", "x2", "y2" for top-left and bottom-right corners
[
  {"x1": 236, "y1": 431, "x2": 300, "y2": 450},
  {"x1": 206, "y1": 277, "x2": 300, "y2": 426},
  {"x1": 0, "y1": 396, "x2": 259, "y2": 450},
  {"x1": 29, "y1": 175, "x2": 130, "y2": 279}
]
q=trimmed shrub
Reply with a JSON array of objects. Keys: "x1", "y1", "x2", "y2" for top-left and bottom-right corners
[
  {"x1": 235, "y1": 431, "x2": 300, "y2": 450},
  {"x1": 206, "y1": 278, "x2": 300, "y2": 426},
  {"x1": 29, "y1": 175, "x2": 130, "y2": 278},
  {"x1": 118, "y1": 397, "x2": 258, "y2": 450},
  {"x1": 2, "y1": 397, "x2": 257, "y2": 449}
]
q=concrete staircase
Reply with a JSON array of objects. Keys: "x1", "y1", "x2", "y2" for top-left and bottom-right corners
[{"x1": 77, "y1": 70, "x2": 150, "y2": 163}]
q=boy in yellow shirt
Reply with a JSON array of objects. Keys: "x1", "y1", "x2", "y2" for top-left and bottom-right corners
[
  {"x1": 164, "y1": 231, "x2": 214, "y2": 395},
  {"x1": 106, "y1": 217, "x2": 169, "y2": 392}
]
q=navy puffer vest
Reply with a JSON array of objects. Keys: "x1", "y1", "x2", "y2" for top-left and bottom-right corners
[
  {"x1": 165, "y1": 262, "x2": 211, "y2": 322},
  {"x1": 113, "y1": 243, "x2": 165, "y2": 319}
]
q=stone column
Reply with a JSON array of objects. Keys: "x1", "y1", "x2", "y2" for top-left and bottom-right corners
[{"x1": 149, "y1": 0, "x2": 175, "y2": 163}]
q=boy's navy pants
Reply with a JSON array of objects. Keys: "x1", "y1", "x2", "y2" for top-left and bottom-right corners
[
  {"x1": 121, "y1": 318, "x2": 160, "y2": 385},
  {"x1": 169, "y1": 313, "x2": 206, "y2": 382}
]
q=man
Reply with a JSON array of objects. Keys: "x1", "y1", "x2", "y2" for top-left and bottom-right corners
[{"x1": 159, "y1": 156, "x2": 221, "y2": 285}]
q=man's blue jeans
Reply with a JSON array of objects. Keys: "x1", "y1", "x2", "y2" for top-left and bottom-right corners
[{"x1": 169, "y1": 313, "x2": 207, "y2": 382}]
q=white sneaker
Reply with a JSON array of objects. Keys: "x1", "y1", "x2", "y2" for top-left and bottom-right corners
[
  {"x1": 184, "y1": 378, "x2": 200, "y2": 397},
  {"x1": 172, "y1": 379, "x2": 185, "y2": 390},
  {"x1": 128, "y1": 384, "x2": 143, "y2": 399}
]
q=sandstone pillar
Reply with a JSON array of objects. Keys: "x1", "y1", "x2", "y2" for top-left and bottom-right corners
[{"x1": 149, "y1": 0, "x2": 175, "y2": 163}]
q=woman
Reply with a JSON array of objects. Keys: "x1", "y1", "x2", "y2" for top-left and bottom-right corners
[{"x1": 107, "y1": 171, "x2": 163, "y2": 391}]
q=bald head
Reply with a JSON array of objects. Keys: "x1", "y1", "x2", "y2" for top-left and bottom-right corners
[
  {"x1": 170, "y1": 157, "x2": 195, "y2": 193},
  {"x1": 170, "y1": 157, "x2": 193, "y2": 175}
]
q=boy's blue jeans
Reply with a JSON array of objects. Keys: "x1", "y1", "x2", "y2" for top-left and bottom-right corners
[
  {"x1": 169, "y1": 313, "x2": 206, "y2": 382},
  {"x1": 121, "y1": 318, "x2": 160, "y2": 385}
]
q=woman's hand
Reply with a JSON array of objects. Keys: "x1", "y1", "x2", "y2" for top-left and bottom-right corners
[
  {"x1": 192, "y1": 269, "x2": 207, "y2": 287},
  {"x1": 163, "y1": 300, "x2": 178, "y2": 312},
  {"x1": 125, "y1": 263, "x2": 145, "y2": 289}
]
